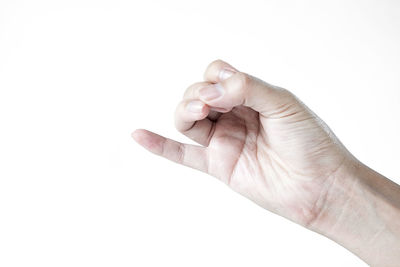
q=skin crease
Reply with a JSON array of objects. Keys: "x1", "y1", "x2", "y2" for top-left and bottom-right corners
[{"x1": 132, "y1": 59, "x2": 400, "y2": 266}]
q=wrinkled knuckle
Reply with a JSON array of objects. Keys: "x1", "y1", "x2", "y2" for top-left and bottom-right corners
[{"x1": 176, "y1": 143, "x2": 185, "y2": 164}]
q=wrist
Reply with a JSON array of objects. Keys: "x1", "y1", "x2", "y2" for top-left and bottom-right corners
[{"x1": 308, "y1": 158, "x2": 400, "y2": 266}]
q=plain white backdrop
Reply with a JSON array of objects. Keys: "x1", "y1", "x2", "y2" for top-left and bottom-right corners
[{"x1": 0, "y1": 0, "x2": 399, "y2": 266}]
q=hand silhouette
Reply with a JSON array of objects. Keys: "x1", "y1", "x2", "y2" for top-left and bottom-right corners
[{"x1": 132, "y1": 59, "x2": 352, "y2": 226}]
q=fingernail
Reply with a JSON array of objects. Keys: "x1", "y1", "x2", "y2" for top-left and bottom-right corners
[
  {"x1": 219, "y1": 69, "x2": 235, "y2": 81},
  {"x1": 186, "y1": 100, "x2": 204, "y2": 113},
  {"x1": 199, "y1": 83, "x2": 224, "y2": 101}
]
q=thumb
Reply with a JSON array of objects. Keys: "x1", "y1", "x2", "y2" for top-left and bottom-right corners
[{"x1": 199, "y1": 60, "x2": 297, "y2": 117}]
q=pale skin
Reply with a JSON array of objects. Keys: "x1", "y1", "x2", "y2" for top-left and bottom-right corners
[{"x1": 132, "y1": 60, "x2": 400, "y2": 266}]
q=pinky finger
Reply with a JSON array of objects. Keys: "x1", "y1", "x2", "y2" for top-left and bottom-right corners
[{"x1": 131, "y1": 129, "x2": 208, "y2": 173}]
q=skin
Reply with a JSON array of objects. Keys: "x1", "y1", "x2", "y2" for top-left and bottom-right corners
[{"x1": 132, "y1": 60, "x2": 400, "y2": 266}]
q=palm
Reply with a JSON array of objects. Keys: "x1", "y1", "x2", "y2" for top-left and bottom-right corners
[{"x1": 206, "y1": 105, "x2": 347, "y2": 225}]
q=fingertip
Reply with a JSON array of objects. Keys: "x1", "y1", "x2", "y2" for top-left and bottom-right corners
[
  {"x1": 131, "y1": 128, "x2": 145, "y2": 142},
  {"x1": 131, "y1": 129, "x2": 164, "y2": 153},
  {"x1": 131, "y1": 128, "x2": 152, "y2": 147}
]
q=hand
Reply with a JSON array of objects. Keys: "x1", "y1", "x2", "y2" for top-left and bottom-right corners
[
  {"x1": 132, "y1": 59, "x2": 352, "y2": 226},
  {"x1": 133, "y1": 60, "x2": 400, "y2": 266}
]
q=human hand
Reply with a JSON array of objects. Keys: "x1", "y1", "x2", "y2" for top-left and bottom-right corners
[
  {"x1": 132, "y1": 59, "x2": 353, "y2": 227},
  {"x1": 133, "y1": 60, "x2": 400, "y2": 266}
]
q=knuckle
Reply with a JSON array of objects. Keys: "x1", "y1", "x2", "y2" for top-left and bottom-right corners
[
  {"x1": 280, "y1": 87, "x2": 297, "y2": 101},
  {"x1": 176, "y1": 143, "x2": 185, "y2": 164},
  {"x1": 208, "y1": 59, "x2": 224, "y2": 69},
  {"x1": 234, "y1": 72, "x2": 251, "y2": 91},
  {"x1": 204, "y1": 59, "x2": 226, "y2": 80}
]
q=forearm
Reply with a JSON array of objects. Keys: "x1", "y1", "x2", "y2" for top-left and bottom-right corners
[{"x1": 310, "y1": 158, "x2": 400, "y2": 266}]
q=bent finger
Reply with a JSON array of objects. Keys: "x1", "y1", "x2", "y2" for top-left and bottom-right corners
[
  {"x1": 174, "y1": 99, "x2": 215, "y2": 146},
  {"x1": 200, "y1": 60, "x2": 297, "y2": 117}
]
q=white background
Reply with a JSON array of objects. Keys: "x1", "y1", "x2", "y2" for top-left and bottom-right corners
[{"x1": 1, "y1": 0, "x2": 399, "y2": 266}]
